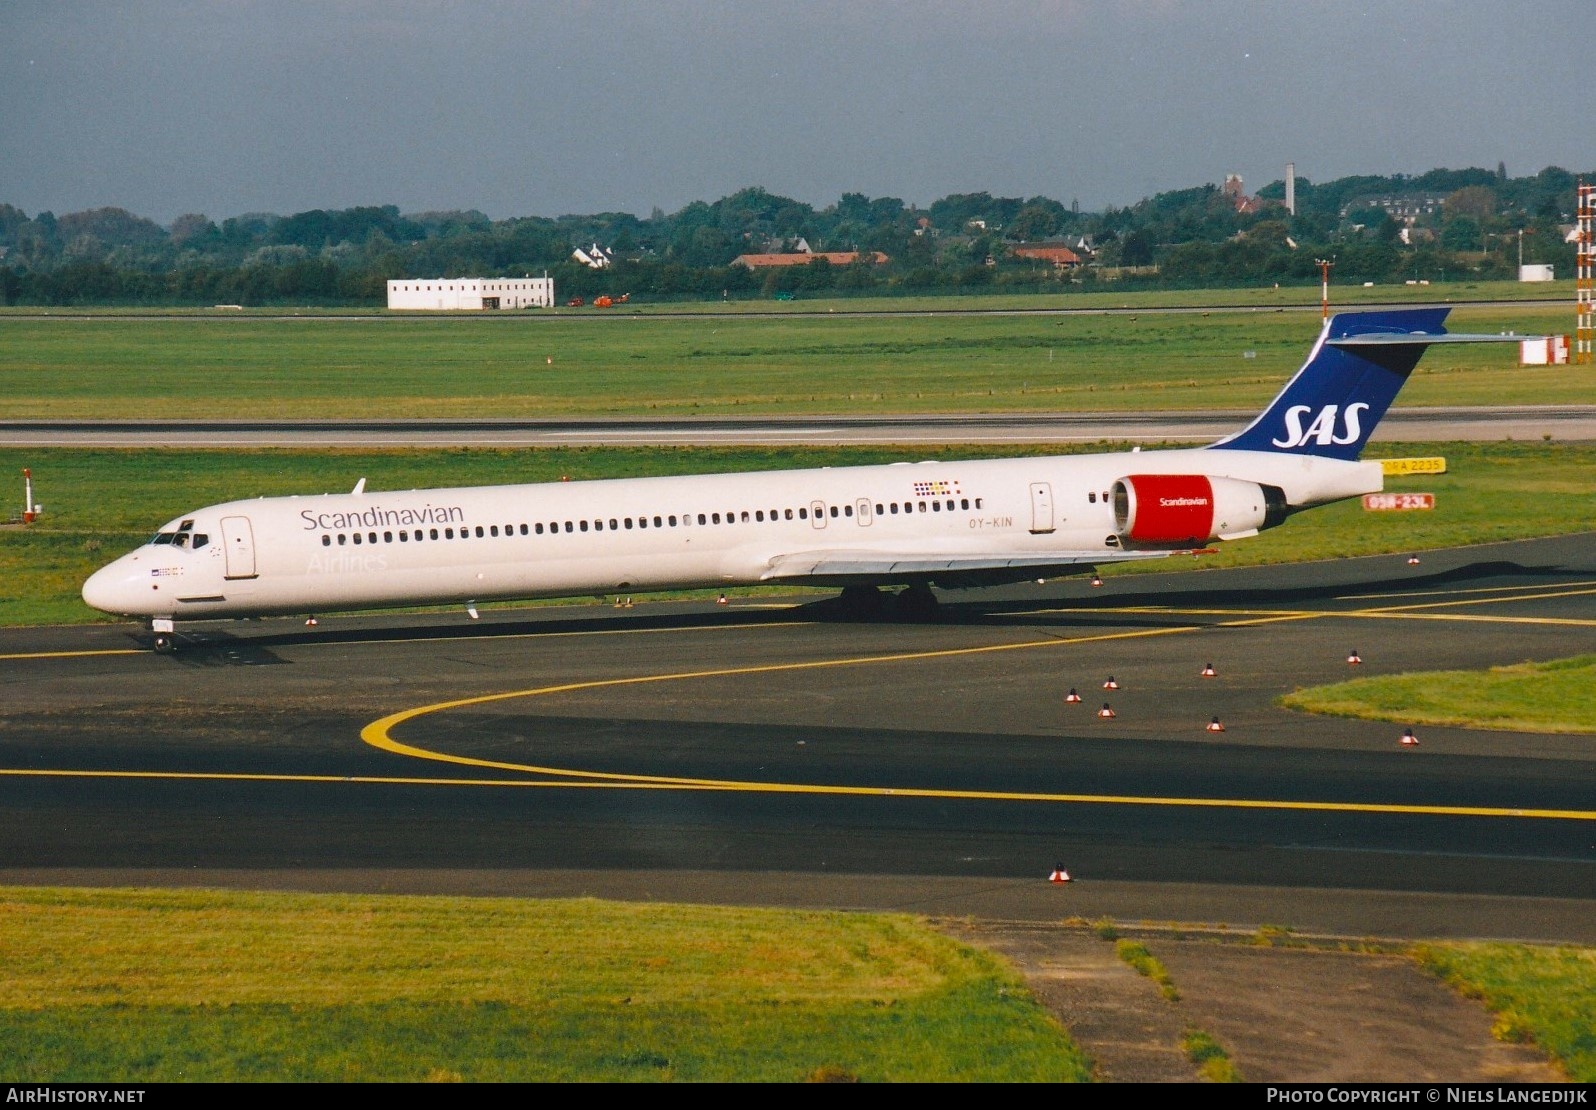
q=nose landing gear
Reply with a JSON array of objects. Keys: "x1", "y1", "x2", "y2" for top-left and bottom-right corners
[{"x1": 149, "y1": 618, "x2": 178, "y2": 654}]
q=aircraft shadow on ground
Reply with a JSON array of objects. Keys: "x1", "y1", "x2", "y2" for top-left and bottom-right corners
[
  {"x1": 1048, "y1": 559, "x2": 1570, "y2": 612},
  {"x1": 126, "y1": 558, "x2": 1577, "y2": 660}
]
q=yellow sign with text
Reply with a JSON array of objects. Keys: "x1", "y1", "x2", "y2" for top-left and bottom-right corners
[{"x1": 1379, "y1": 457, "x2": 1447, "y2": 477}]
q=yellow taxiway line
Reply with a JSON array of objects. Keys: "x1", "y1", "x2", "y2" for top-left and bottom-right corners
[
  {"x1": 9, "y1": 580, "x2": 1593, "y2": 823},
  {"x1": 1, "y1": 765, "x2": 1589, "y2": 822},
  {"x1": 356, "y1": 619, "x2": 1596, "y2": 823}
]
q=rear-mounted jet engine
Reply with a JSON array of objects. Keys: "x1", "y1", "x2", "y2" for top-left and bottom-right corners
[{"x1": 1112, "y1": 474, "x2": 1289, "y2": 547}]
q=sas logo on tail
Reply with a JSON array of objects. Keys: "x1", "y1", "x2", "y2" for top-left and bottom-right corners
[{"x1": 1272, "y1": 403, "x2": 1369, "y2": 448}]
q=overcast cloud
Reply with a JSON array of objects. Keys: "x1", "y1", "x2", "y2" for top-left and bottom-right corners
[{"x1": 3, "y1": 1, "x2": 1589, "y2": 224}]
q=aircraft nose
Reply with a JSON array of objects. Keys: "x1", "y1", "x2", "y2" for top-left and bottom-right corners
[{"x1": 82, "y1": 558, "x2": 146, "y2": 616}]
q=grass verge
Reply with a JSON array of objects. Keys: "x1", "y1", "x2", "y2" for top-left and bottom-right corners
[
  {"x1": 1414, "y1": 943, "x2": 1596, "y2": 1081},
  {"x1": 0, "y1": 299, "x2": 1581, "y2": 419},
  {"x1": 1281, "y1": 655, "x2": 1596, "y2": 734},
  {"x1": 0, "y1": 887, "x2": 1092, "y2": 1083}
]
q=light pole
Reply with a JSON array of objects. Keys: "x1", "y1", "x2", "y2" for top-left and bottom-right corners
[{"x1": 1316, "y1": 258, "x2": 1334, "y2": 321}]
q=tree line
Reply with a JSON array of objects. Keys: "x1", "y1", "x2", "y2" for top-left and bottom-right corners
[{"x1": 0, "y1": 164, "x2": 1586, "y2": 306}]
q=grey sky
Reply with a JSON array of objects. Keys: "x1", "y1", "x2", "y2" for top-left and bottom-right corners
[{"x1": 4, "y1": 1, "x2": 1589, "y2": 225}]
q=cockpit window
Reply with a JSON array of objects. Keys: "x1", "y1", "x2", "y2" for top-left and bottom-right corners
[{"x1": 149, "y1": 523, "x2": 206, "y2": 549}]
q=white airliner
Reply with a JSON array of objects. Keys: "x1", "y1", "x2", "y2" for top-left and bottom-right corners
[{"x1": 83, "y1": 307, "x2": 1519, "y2": 652}]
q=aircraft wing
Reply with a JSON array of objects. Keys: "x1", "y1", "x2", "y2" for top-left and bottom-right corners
[{"x1": 761, "y1": 548, "x2": 1174, "y2": 589}]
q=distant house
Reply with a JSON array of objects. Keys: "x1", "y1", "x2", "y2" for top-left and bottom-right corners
[
  {"x1": 572, "y1": 244, "x2": 612, "y2": 268},
  {"x1": 1341, "y1": 193, "x2": 1447, "y2": 225},
  {"x1": 1009, "y1": 243, "x2": 1083, "y2": 269},
  {"x1": 731, "y1": 251, "x2": 889, "y2": 269}
]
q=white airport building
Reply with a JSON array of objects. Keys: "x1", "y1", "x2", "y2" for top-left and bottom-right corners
[{"x1": 387, "y1": 276, "x2": 554, "y2": 311}]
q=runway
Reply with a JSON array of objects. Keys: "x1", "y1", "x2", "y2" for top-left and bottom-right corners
[
  {"x1": 3, "y1": 407, "x2": 1595, "y2": 446},
  {"x1": 2, "y1": 533, "x2": 1593, "y2": 941}
]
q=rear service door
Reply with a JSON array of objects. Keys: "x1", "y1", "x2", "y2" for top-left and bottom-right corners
[{"x1": 221, "y1": 515, "x2": 258, "y2": 579}]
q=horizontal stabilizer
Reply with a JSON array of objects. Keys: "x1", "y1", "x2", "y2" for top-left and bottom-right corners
[{"x1": 1330, "y1": 332, "x2": 1540, "y2": 347}]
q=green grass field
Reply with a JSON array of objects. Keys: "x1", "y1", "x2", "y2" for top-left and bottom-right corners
[
  {"x1": 1281, "y1": 656, "x2": 1596, "y2": 734},
  {"x1": 1416, "y1": 943, "x2": 1596, "y2": 1081},
  {"x1": 1, "y1": 886, "x2": 1588, "y2": 1082},
  {"x1": 0, "y1": 298, "x2": 1584, "y2": 419},
  {"x1": 0, "y1": 887, "x2": 1091, "y2": 1083}
]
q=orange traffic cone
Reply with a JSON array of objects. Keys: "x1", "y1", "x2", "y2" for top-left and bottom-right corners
[
  {"x1": 1201, "y1": 662, "x2": 1216, "y2": 678},
  {"x1": 1206, "y1": 716, "x2": 1226, "y2": 732},
  {"x1": 717, "y1": 593, "x2": 728, "y2": 605},
  {"x1": 1049, "y1": 865, "x2": 1072, "y2": 884},
  {"x1": 1400, "y1": 727, "x2": 1419, "y2": 746},
  {"x1": 1065, "y1": 687, "x2": 1082, "y2": 704},
  {"x1": 1098, "y1": 703, "x2": 1116, "y2": 718},
  {"x1": 1090, "y1": 575, "x2": 1103, "y2": 588},
  {"x1": 1347, "y1": 649, "x2": 1363, "y2": 665},
  {"x1": 1102, "y1": 676, "x2": 1119, "y2": 690}
]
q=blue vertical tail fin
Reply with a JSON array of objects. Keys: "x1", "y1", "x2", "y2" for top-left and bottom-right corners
[{"x1": 1213, "y1": 308, "x2": 1458, "y2": 460}]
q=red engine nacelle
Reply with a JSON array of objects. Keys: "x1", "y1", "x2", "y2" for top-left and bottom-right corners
[{"x1": 1112, "y1": 474, "x2": 1288, "y2": 546}]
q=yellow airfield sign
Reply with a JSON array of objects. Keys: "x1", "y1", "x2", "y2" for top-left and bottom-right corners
[{"x1": 1379, "y1": 457, "x2": 1447, "y2": 476}]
